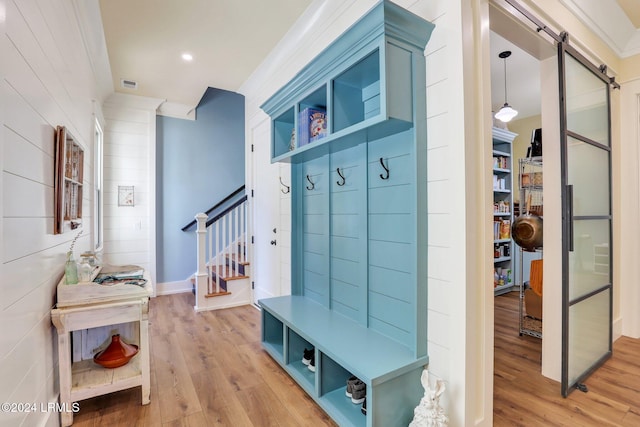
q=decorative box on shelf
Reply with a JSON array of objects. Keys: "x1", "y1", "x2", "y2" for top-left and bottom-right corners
[{"x1": 298, "y1": 107, "x2": 327, "y2": 147}]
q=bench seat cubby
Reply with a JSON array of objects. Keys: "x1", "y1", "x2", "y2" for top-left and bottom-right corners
[
  {"x1": 260, "y1": 296, "x2": 428, "y2": 427},
  {"x1": 260, "y1": 1, "x2": 434, "y2": 426}
]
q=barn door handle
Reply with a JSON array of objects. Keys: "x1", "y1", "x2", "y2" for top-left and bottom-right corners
[{"x1": 567, "y1": 185, "x2": 574, "y2": 252}]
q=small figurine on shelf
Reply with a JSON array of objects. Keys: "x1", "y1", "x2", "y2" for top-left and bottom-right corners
[{"x1": 289, "y1": 128, "x2": 295, "y2": 151}]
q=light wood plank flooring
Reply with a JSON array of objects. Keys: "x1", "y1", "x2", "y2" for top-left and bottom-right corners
[
  {"x1": 71, "y1": 293, "x2": 336, "y2": 427},
  {"x1": 70, "y1": 292, "x2": 640, "y2": 426},
  {"x1": 494, "y1": 291, "x2": 640, "y2": 426}
]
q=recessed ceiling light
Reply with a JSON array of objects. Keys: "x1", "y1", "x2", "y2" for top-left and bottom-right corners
[{"x1": 182, "y1": 53, "x2": 193, "y2": 62}]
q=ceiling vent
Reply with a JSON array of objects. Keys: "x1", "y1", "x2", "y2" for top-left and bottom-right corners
[{"x1": 120, "y1": 79, "x2": 138, "y2": 90}]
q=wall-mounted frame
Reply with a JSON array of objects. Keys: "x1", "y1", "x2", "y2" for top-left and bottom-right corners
[
  {"x1": 118, "y1": 186, "x2": 135, "y2": 207},
  {"x1": 54, "y1": 126, "x2": 84, "y2": 234}
]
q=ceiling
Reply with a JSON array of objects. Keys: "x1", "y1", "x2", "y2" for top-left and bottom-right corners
[
  {"x1": 617, "y1": 0, "x2": 640, "y2": 28},
  {"x1": 96, "y1": 0, "x2": 639, "y2": 121},
  {"x1": 490, "y1": 0, "x2": 640, "y2": 120},
  {"x1": 98, "y1": 0, "x2": 312, "y2": 115},
  {"x1": 490, "y1": 31, "x2": 543, "y2": 120},
  {"x1": 557, "y1": 0, "x2": 640, "y2": 57}
]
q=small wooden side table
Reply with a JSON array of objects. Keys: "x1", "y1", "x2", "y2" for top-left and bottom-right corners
[{"x1": 51, "y1": 268, "x2": 152, "y2": 426}]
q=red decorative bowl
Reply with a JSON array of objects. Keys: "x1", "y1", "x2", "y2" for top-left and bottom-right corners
[{"x1": 93, "y1": 334, "x2": 139, "y2": 369}]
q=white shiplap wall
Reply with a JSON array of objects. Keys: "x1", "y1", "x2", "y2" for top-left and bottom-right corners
[
  {"x1": 421, "y1": 0, "x2": 454, "y2": 395},
  {"x1": 1, "y1": 0, "x2": 104, "y2": 426},
  {"x1": 101, "y1": 94, "x2": 161, "y2": 289},
  {"x1": 241, "y1": 0, "x2": 477, "y2": 425}
]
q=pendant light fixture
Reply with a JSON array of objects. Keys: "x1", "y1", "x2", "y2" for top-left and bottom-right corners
[{"x1": 495, "y1": 50, "x2": 518, "y2": 123}]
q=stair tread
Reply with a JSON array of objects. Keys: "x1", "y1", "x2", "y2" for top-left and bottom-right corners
[
  {"x1": 210, "y1": 265, "x2": 249, "y2": 281},
  {"x1": 225, "y1": 254, "x2": 250, "y2": 265},
  {"x1": 221, "y1": 275, "x2": 249, "y2": 281},
  {"x1": 205, "y1": 290, "x2": 232, "y2": 298}
]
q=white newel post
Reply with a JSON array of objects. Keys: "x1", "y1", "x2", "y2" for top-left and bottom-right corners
[{"x1": 195, "y1": 213, "x2": 208, "y2": 310}]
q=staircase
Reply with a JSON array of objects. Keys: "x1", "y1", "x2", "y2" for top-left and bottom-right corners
[
  {"x1": 206, "y1": 244, "x2": 250, "y2": 296},
  {"x1": 192, "y1": 197, "x2": 251, "y2": 312}
]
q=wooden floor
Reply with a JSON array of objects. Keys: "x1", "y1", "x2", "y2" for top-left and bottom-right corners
[
  {"x1": 494, "y1": 291, "x2": 640, "y2": 426},
  {"x1": 70, "y1": 292, "x2": 640, "y2": 426},
  {"x1": 71, "y1": 293, "x2": 336, "y2": 427}
]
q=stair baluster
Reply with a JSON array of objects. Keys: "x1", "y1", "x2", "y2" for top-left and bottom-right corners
[
  {"x1": 214, "y1": 218, "x2": 220, "y2": 293},
  {"x1": 193, "y1": 196, "x2": 249, "y2": 311},
  {"x1": 208, "y1": 219, "x2": 213, "y2": 292},
  {"x1": 228, "y1": 211, "x2": 233, "y2": 276},
  {"x1": 244, "y1": 201, "x2": 249, "y2": 265},
  {"x1": 234, "y1": 205, "x2": 240, "y2": 276}
]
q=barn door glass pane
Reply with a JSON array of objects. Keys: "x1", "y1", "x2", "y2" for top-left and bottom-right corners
[{"x1": 561, "y1": 48, "x2": 612, "y2": 397}]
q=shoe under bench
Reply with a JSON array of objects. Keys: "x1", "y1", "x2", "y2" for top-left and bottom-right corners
[{"x1": 259, "y1": 295, "x2": 427, "y2": 427}]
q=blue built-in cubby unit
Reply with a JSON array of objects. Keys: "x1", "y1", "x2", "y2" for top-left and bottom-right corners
[{"x1": 259, "y1": 1, "x2": 433, "y2": 426}]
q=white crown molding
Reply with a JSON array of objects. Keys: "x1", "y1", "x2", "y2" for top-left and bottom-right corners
[
  {"x1": 104, "y1": 92, "x2": 165, "y2": 111},
  {"x1": 239, "y1": 0, "x2": 373, "y2": 107},
  {"x1": 157, "y1": 101, "x2": 197, "y2": 120},
  {"x1": 71, "y1": 0, "x2": 114, "y2": 104},
  {"x1": 558, "y1": 0, "x2": 640, "y2": 58},
  {"x1": 624, "y1": 30, "x2": 640, "y2": 57}
]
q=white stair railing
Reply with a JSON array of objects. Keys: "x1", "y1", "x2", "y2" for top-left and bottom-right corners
[{"x1": 194, "y1": 198, "x2": 248, "y2": 302}]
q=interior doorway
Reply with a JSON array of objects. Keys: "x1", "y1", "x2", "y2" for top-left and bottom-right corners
[
  {"x1": 490, "y1": 29, "x2": 546, "y2": 339},
  {"x1": 489, "y1": 0, "x2": 555, "y2": 382},
  {"x1": 488, "y1": 0, "x2": 616, "y2": 399}
]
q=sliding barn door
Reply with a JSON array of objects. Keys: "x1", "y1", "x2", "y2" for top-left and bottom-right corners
[{"x1": 558, "y1": 41, "x2": 613, "y2": 397}]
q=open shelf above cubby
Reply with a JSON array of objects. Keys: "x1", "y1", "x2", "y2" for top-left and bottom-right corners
[
  {"x1": 262, "y1": 2, "x2": 425, "y2": 165},
  {"x1": 333, "y1": 49, "x2": 380, "y2": 132},
  {"x1": 273, "y1": 108, "x2": 296, "y2": 158}
]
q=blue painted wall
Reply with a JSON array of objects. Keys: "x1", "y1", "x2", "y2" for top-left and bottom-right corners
[{"x1": 156, "y1": 87, "x2": 245, "y2": 283}]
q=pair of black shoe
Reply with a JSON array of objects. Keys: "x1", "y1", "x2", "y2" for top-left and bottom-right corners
[
  {"x1": 346, "y1": 376, "x2": 367, "y2": 415},
  {"x1": 302, "y1": 348, "x2": 315, "y2": 372}
]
